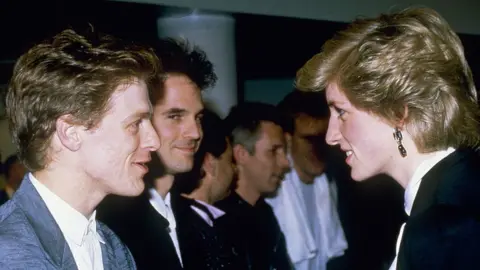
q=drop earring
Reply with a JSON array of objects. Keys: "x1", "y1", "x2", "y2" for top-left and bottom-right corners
[{"x1": 393, "y1": 127, "x2": 407, "y2": 158}]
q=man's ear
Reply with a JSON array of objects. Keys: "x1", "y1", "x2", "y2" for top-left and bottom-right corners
[
  {"x1": 233, "y1": 144, "x2": 250, "y2": 165},
  {"x1": 202, "y1": 153, "x2": 216, "y2": 178},
  {"x1": 285, "y1": 132, "x2": 292, "y2": 151},
  {"x1": 55, "y1": 115, "x2": 82, "y2": 152}
]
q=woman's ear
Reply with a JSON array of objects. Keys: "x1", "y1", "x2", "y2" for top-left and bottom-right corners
[{"x1": 394, "y1": 105, "x2": 409, "y2": 129}]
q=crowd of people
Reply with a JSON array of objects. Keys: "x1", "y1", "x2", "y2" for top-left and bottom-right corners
[{"x1": 0, "y1": 6, "x2": 478, "y2": 270}]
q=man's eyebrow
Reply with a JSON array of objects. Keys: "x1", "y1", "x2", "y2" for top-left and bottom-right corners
[
  {"x1": 122, "y1": 111, "x2": 151, "y2": 124},
  {"x1": 162, "y1": 108, "x2": 188, "y2": 115}
]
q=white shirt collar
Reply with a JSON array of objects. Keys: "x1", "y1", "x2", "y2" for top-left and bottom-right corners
[
  {"x1": 148, "y1": 188, "x2": 183, "y2": 265},
  {"x1": 29, "y1": 173, "x2": 104, "y2": 246},
  {"x1": 404, "y1": 148, "x2": 455, "y2": 215},
  {"x1": 191, "y1": 199, "x2": 225, "y2": 227},
  {"x1": 149, "y1": 188, "x2": 176, "y2": 228}
]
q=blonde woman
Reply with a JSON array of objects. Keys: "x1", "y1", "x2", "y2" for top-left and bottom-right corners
[{"x1": 296, "y1": 7, "x2": 480, "y2": 270}]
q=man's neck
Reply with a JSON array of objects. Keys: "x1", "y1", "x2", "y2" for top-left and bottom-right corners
[
  {"x1": 33, "y1": 168, "x2": 105, "y2": 218},
  {"x1": 292, "y1": 161, "x2": 324, "y2": 185},
  {"x1": 153, "y1": 174, "x2": 175, "y2": 199},
  {"x1": 235, "y1": 177, "x2": 261, "y2": 206},
  {"x1": 186, "y1": 177, "x2": 217, "y2": 204},
  {"x1": 4, "y1": 185, "x2": 15, "y2": 198}
]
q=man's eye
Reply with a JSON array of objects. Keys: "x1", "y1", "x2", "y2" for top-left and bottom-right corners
[{"x1": 168, "y1": 114, "x2": 181, "y2": 120}]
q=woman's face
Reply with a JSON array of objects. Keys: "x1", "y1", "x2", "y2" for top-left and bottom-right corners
[{"x1": 325, "y1": 82, "x2": 399, "y2": 181}]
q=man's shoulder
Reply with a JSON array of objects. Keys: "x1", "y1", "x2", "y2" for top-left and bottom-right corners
[
  {"x1": 0, "y1": 199, "x2": 34, "y2": 236},
  {"x1": 0, "y1": 201, "x2": 53, "y2": 268}
]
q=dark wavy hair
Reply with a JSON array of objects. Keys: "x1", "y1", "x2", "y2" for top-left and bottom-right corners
[{"x1": 151, "y1": 38, "x2": 217, "y2": 103}]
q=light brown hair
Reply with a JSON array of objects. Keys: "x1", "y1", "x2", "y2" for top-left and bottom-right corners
[
  {"x1": 7, "y1": 28, "x2": 161, "y2": 171},
  {"x1": 296, "y1": 7, "x2": 480, "y2": 152}
]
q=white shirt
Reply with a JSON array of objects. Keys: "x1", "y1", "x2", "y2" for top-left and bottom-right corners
[
  {"x1": 29, "y1": 173, "x2": 104, "y2": 270},
  {"x1": 149, "y1": 189, "x2": 183, "y2": 266},
  {"x1": 266, "y1": 164, "x2": 348, "y2": 270},
  {"x1": 389, "y1": 148, "x2": 455, "y2": 270},
  {"x1": 191, "y1": 199, "x2": 225, "y2": 227}
]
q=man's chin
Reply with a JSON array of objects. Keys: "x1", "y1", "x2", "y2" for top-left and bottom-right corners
[
  {"x1": 168, "y1": 162, "x2": 193, "y2": 174},
  {"x1": 112, "y1": 183, "x2": 145, "y2": 197}
]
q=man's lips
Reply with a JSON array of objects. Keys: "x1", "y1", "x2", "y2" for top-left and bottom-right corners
[{"x1": 132, "y1": 158, "x2": 151, "y2": 174}]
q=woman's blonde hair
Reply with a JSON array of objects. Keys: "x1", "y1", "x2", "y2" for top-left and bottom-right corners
[{"x1": 296, "y1": 7, "x2": 480, "y2": 152}]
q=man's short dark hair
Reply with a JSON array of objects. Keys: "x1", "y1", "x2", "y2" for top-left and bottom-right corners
[
  {"x1": 224, "y1": 102, "x2": 290, "y2": 154},
  {"x1": 3, "y1": 155, "x2": 19, "y2": 180},
  {"x1": 150, "y1": 38, "x2": 217, "y2": 104},
  {"x1": 277, "y1": 90, "x2": 329, "y2": 134}
]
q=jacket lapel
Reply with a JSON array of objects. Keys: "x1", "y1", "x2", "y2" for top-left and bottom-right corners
[
  {"x1": 142, "y1": 193, "x2": 183, "y2": 268},
  {"x1": 98, "y1": 228, "x2": 117, "y2": 270},
  {"x1": 14, "y1": 175, "x2": 77, "y2": 269}
]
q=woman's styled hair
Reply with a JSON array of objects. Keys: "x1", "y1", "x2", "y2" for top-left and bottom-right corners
[{"x1": 296, "y1": 7, "x2": 480, "y2": 152}]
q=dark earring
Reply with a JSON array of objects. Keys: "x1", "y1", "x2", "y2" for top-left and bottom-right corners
[{"x1": 393, "y1": 127, "x2": 407, "y2": 158}]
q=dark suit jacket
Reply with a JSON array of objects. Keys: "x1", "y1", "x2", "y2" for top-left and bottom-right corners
[
  {"x1": 215, "y1": 192, "x2": 292, "y2": 270},
  {"x1": 0, "y1": 176, "x2": 136, "y2": 270},
  {"x1": 397, "y1": 148, "x2": 480, "y2": 270},
  {"x1": 174, "y1": 194, "x2": 241, "y2": 270},
  {"x1": 98, "y1": 191, "x2": 183, "y2": 270}
]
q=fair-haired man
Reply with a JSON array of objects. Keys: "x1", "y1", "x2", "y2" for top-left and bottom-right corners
[{"x1": 0, "y1": 28, "x2": 161, "y2": 269}]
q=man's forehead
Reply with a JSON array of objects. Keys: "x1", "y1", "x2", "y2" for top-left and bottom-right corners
[
  {"x1": 153, "y1": 86, "x2": 204, "y2": 113},
  {"x1": 258, "y1": 121, "x2": 286, "y2": 143},
  {"x1": 295, "y1": 114, "x2": 328, "y2": 134}
]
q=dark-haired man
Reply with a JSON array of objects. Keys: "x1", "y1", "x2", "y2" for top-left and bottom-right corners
[{"x1": 99, "y1": 38, "x2": 217, "y2": 270}]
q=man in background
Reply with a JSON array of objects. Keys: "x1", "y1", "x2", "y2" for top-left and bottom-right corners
[
  {"x1": 0, "y1": 154, "x2": 26, "y2": 204},
  {"x1": 216, "y1": 102, "x2": 292, "y2": 270},
  {"x1": 267, "y1": 90, "x2": 349, "y2": 270},
  {"x1": 172, "y1": 109, "x2": 238, "y2": 270}
]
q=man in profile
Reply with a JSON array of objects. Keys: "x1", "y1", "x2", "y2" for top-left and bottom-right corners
[{"x1": 0, "y1": 28, "x2": 161, "y2": 269}]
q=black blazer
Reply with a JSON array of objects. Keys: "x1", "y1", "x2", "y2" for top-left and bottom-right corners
[
  {"x1": 397, "y1": 148, "x2": 480, "y2": 270},
  {"x1": 174, "y1": 194, "x2": 242, "y2": 270},
  {"x1": 215, "y1": 192, "x2": 292, "y2": 270},
  {"x1": 98, "y1": 192, "x2": 183, "y2": 270}
]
